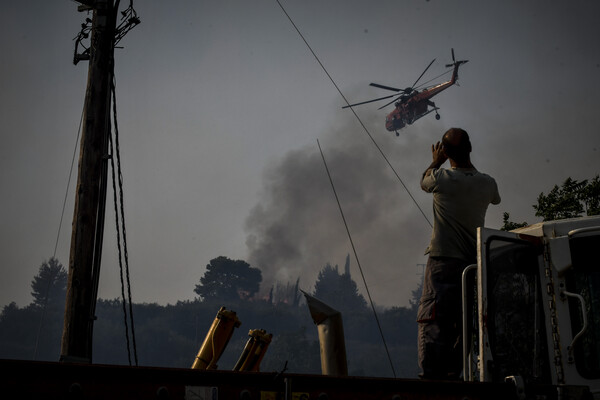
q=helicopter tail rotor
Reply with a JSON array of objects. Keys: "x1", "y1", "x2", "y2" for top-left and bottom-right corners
[{"x1": 445, "y1": 48, "x2": 468, "y2": 68}]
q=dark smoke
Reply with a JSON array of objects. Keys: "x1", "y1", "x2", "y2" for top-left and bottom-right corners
[{"x1": 245, "y1": 115, "x2": 436, "y2": 307}]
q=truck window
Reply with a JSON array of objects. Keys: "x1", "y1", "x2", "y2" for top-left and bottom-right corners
[
  {"x1": 567, "y1": 233, "x2": 600, "y2": 379},
  {"x1": 485, "y1": 237, "x2": 551, "y2": 383}
]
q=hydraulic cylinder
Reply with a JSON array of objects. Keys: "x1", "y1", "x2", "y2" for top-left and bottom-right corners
[{"x1": 191, "y1": 307, "x2": 241, "y2": 370}]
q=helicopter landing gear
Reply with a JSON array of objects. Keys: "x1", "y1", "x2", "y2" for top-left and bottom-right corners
[{"x1": 435, "y1": 113, "x2": 440, "y2": 120}]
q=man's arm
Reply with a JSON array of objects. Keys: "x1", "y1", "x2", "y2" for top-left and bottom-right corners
[
  {"x1": 491, "y1": 179, "x2": 501, "y2": 205},
  {"x1": 421, "y1": 141, "x2": 448, "y2": 182}
]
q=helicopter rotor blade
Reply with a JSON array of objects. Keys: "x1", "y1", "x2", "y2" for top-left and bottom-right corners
[
  {"x1": 369, "y1": 83, "x2": 403, "y2": 92},
  {"x1": 445, "y1": 49, "x2": 456, "y2": 67},
  {"x1": 341, "y1": 93, "x2": 399, "y2": 109},
  {"x1": 377, "y1": 96, "x2": 402, "y2": 110},
  {"x1": 411, "y1": 58, "x2": 436, "y2": 89}
]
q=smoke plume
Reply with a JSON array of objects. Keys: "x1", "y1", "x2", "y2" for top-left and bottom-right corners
[{"x1": 245, "y1": 115, "x2": 435, "y2": 307}]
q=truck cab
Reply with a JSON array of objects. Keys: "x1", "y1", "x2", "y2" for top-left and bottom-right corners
[{"x1": 466, "y1": 216, "x2": 600, "y2": 397}]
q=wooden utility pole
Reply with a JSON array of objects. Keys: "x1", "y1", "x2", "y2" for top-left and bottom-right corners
[{"x1": 60, "y1": 0, "x2": 116, "y2": 363}]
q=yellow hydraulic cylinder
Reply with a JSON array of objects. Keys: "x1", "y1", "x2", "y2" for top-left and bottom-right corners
[
  {"x1": 233, "y1": 329, "x2": 273, "y2": 372},
  {"x1": 191, "y1": 307, "x2": 241, "y2": 370}
]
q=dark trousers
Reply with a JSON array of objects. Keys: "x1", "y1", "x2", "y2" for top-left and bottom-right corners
[{"x1": 417, "y1": 256, "x2": 470, "y2": 380}]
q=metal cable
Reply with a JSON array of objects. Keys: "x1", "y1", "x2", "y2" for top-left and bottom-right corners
[
  {"x1": 52, "y1": 93, "x2": 86, "y2": 258},
  {"x1": 275, "y1": 0, "x2": 437, "y2": 378},
  {"x1": 274, "y1": 0, "x2": 432, "y2": 228},
  {"x1": 110, "y1": 73, "x2": 138, "y2": 366},
  {"x1": 41, "y1": 80, "x2": 88, "y2": 361},
  {"x1": 317, "y1": 139, "x2": 397, "y2": 378},
  {"x1": 108, "y1": 128, "x2": 132, "y2": 366}
]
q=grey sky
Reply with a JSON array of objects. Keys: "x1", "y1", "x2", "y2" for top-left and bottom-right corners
[{"x1": 1, "y1": 1, "x2": 599, "y2": 309}]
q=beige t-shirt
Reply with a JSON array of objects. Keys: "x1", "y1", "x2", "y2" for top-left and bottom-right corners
[{"x1": 421, "y1": 167, "x2": 501, "y2": 262}]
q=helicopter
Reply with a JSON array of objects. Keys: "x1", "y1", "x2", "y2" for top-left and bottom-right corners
[{"x1": 343, "y1": 49, "x2": 468, "y2": 135}]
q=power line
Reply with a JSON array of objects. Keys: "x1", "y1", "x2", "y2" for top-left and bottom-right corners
[
  {"x1": 275, "y1": 0, "x2": 437, "y2": 378},
  {"x1": 110, "y1": 68, "x2": 138, "y2": 367},
  {"x1": 317, "y1": 139, "x2": 396, "y2": 378},
  {"x1": 53, "y1": 96, "x2": 87, "y2": 259}
]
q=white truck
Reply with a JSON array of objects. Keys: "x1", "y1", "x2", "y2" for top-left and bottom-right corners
[{"x1": 464, "y1": 215, "x2": 600, "y2": 398}]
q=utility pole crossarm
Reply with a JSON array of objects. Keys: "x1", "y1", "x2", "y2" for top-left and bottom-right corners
[{"x1": 76, "y1": 0, "x2": 95, "y2": 12}]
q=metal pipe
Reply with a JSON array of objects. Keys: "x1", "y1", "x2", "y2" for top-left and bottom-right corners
[
  {"x1": 302, "y1": 291, "x2": 348, "y2": 376},
  {"x1": 561, "y1": 290, "x2": 588, "y2": 363},
  {"x1": 462, "y1": 264, "x2": 477, "y2": 381}
]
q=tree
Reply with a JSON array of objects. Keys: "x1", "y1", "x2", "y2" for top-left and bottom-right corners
[
  {"x1": 261, "y1": 327, "x2": 320, "y2": 373},
  {"x1": 534, "y1": 177, "x2": 586, "y2": 221},
  {"x1": 31, "y1": 257, "x2": 67, "y2": 309},
  {"x1": 581, "y1": 175, "x2": 600, "y2": 216},
  {"x1": 533, "y1": 176, "x2": 599, "y2": 221},
  {"x1": 271, "y1": 278, "x2": 301, "y2": 306},
  {"x1": 194, "y1": 256, "x2": 262, "y2": 302},
  {"x1": 502, "y1": 175, "x2": 600, "y2": 228},
  {"x1": 500, "y1": 212, "x2": 528, "y2": 231},
  {"x1": 27, "y1": 258, "x2": 67, "y2": 360},
  {"x1": 312, "y1": 256, "x2": 367, "y2": 313}
]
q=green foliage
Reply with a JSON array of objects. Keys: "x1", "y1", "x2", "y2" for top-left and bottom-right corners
[
  {"x1": 534, "y1": 178, "x2": 585, "y2": 221},
  {"x1": 500, "y1": 212, "x2": 529, "y2": 231},
  {"x1": 313, "y1": 259, "x2": 367, "y2": 314},
  {"x1": 30, "y1": 257, "x2": 67, "y2": 309},
  {"x1": 194, "y1": 256, "x2": 262, "y2": 302},
  {"x1": 582, "y1": 175, "x2": 600, "y2": 216},
  {"x1": 0, "y1": 303, "x2": 37, "y2": 359},
  {"x1": 260, "y1": 327, "x2": 320, "y2": 373},
  {"x1": 0, "y1": 258, "x2": 69, "y2": 361},
  {"x1": 0, "y1": 301, "x2": 64, "y2": 361},
  {"x1": 0, "y1": 254, "x2": 420, "y2": 377},
  {"x1": 0, "y1": 292, "x2": 419, "y2": 376},
  {"x1": 533, "y1": 176, "x2": 599, "y2": 221}
]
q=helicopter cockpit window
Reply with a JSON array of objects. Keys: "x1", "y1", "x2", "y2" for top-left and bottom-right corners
[
  {"x1": 485, "y1": 237, "x2": 550, "y2": 384},
  {"x1": 566, "y1": 231, "x2": 600, "y2": 379}
]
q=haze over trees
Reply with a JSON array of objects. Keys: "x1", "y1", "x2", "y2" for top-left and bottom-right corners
[
  {"x1": 0, "y1": 255, "x2": 419, "y2": 377},
  {"x1": 2, "y1": 175, "x2": 597, "y2": 376}
]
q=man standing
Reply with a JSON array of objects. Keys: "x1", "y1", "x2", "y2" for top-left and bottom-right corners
[{"x1": 417, "y1": 127, "x2": 500, "y2": 379}]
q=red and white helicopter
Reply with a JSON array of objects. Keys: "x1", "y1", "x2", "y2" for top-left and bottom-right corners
[{"x1": 343, "y1": 49, "x2": 468, "y2": 135}]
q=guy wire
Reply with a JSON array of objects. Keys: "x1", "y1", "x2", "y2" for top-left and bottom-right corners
[
  {"x1": 317, "y1": 139, "x2": 397, "y2": 378},
  {"x1": 275, "y1": 0, "x2": 432, "y2": 228},
  {"x1": 110, "y1": 69, "x2": 139, "y2": 366},
  {"x1": 53, "y1": 95, "x2": 87, "y2": 259}
]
